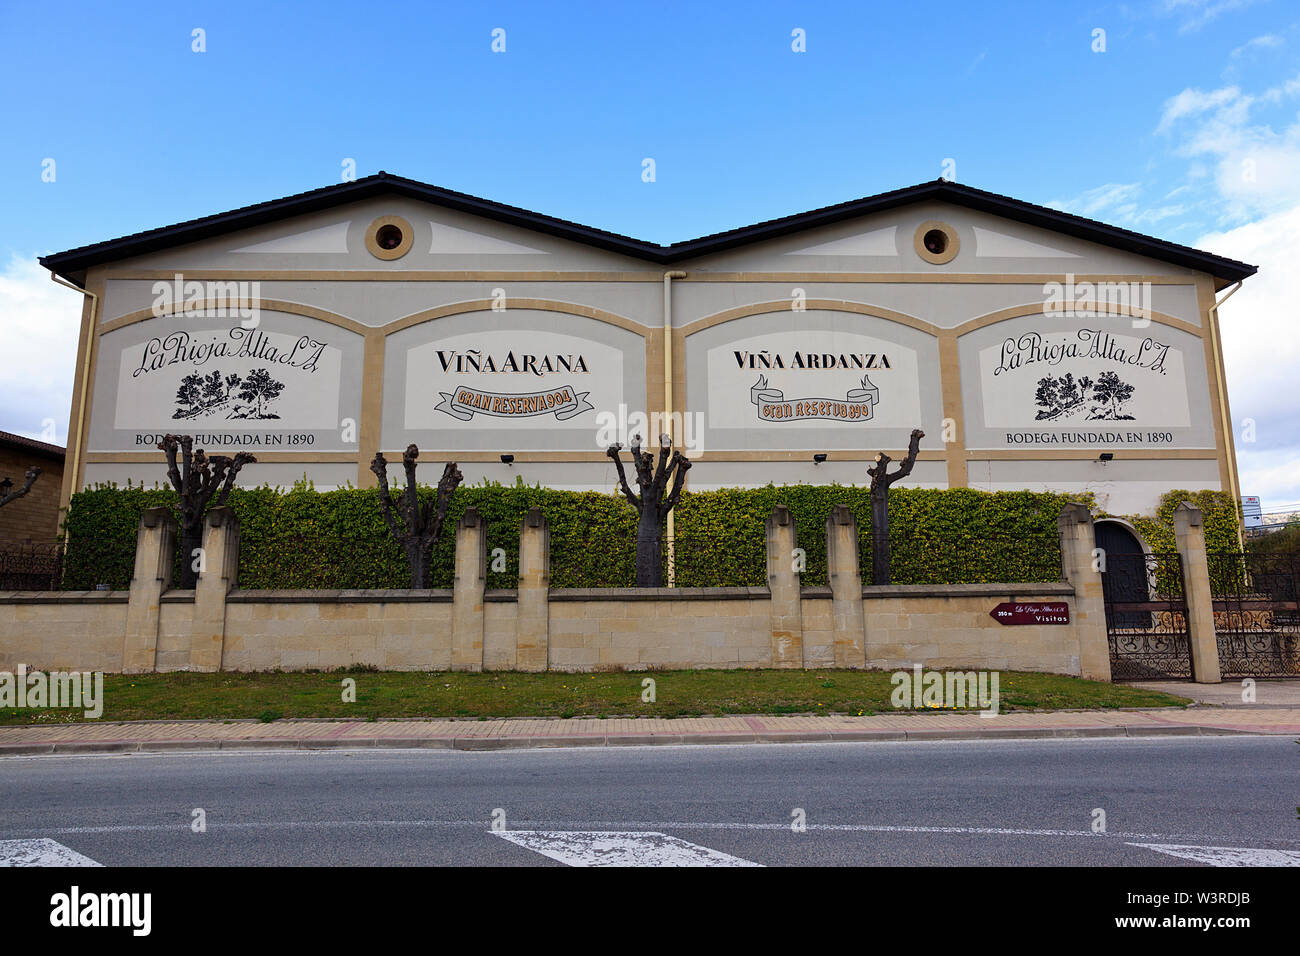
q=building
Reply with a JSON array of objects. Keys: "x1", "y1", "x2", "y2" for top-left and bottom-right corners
[
  {"x1": 0, "y1": 431, "x2": 66, "y2": 548},
  {"x1": 39, "y1": 174, "x2": 1256, "y2": 518}
]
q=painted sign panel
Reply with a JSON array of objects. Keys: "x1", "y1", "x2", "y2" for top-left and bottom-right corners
[
  {"x1": 978, "y1": 328, "x2": 1194, "y2": 445},
  {"x1": 103, "y1": 313, "x2": 353, "y2": 452},
  {"x1": 989, "y1": 602, "x2": 1070, "y2": 625},
  {"x1": 705, "y1": 330, "x2": 922, "y2": 431},
  {"x1": 403, "y1": 329, "x2": 621, "y2": 432}
]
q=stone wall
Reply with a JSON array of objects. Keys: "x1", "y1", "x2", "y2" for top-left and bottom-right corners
[{"x1": 0, "y1": 501, "x2": 1223, "y2": 681}]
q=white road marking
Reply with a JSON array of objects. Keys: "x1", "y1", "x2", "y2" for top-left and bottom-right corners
[
  {"x1": 0, "y1": 838, "x2": 101, "y2": 867},
  {"x1": 10, "y1": 819, "x2": 1299, "y2": 848},
  {"x1": 494, "y1": 830, "x2": 761, "y2": 866},
  {"x1": 1128, "y1": 843, "x2": 1300, "y2": 866}
]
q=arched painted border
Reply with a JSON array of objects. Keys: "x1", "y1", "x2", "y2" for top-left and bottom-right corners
[
  {"x1": 100, "y1": 299, "x2": 370, "y2": 336},
  {"x1": 680, "y1": 299, "x2": 938, "y2": 337},
  {"x1": 681, "y1": 298, "x2": 1202, "y2": 339},
  {"x1": 380, "y1": 298, "x2": 649, "y2": 338}
]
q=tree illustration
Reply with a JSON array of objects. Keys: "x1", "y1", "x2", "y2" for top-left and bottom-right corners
[
  {"x1": 1089, "y1": 370, "x2": 1135, "y2": 420},
  {"x1": 174, "y1": 369, "x2": 243, "y2": 419},
  {"x1": 201, "y1": 371, "x2": 227, "y2": 406},
  {"x1": 174, "y1": 373, "x2": 204, "y2": 417},
  {"x1": 606, "y1": 433, "x2": 691, "y2": 587},
  {"x1": 1033, "y1": 376, "x2": 1061, "y2": 419},
  {"x1": 1034, "y1": 373, "x2": 1095, "y2": 420},
  {"x1": 235, "y1": 368, "x2": 285, "y2": 419}
]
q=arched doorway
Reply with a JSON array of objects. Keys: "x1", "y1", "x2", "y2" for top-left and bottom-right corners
[
  {"x1": 1096, "y1": 519, "x2": 1192, "y2": 680},
  {"x1": 1096, "y1": 521, "x2": 1148, "y2": 629}
]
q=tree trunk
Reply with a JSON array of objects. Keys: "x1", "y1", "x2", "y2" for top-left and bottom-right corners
[
  {"x1": 178, "y1": 526, "x2": 202, "y2": 589},
  {"x1": 404, "y1": 541, "x2": 430, "y2": 589},
  {"x1": 870, "y1": 490, "x2": 890, "y2": 586},
  {"x1": 635, "y1": 502, "x2": 664, "y2": 587}
]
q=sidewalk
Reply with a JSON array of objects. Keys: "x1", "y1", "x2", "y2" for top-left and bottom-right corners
[
  {"x1": 1, "y1": 706, "x2": 1297, "y2": 755},
  {"x1": 1134, "y1": 679, "x2": 1300, "y2": 707}
]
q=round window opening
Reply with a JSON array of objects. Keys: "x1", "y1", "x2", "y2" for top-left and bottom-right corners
[
  {"x1": 922, "y1": 229, "x2": 948, "y2": 255},
  {"x1": 376, "y1": 224, "x2": 404, "y2": 250}
]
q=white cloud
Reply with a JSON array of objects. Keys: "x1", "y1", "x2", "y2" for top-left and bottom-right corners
[
  {"x1": 1197, "y1": 205, "x2": 1300, "y2": 509},
  {"x1": 1156, "y1": 72, "x2": 1300, "y2": 221},
  {"x1": 1058, "y1": 62, "x2": 1300, "y2": 510},
  {"x1": 1161, "y1": 0, "x2": 1263, "y2": 34},
  {"x1": 1228, "y1": 33, "x2": 1282, "y2": 59},
  {"x1": 1045, "y1": 182, "x2": 1142, "y2": 218},
  {"x1": 1156, "y1": 85, "x2": 1244, "y2": 133},
  {"x1": 0, "y1": 254, "x2": 83, "y2": 446}
]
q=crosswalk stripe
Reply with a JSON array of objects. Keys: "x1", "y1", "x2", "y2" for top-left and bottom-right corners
[
  {"x1": 0, "y1": 838, "x2": 102, "y2": 867},
  {"x1": 1128, "y1": 843, "x2": 1300, "y2": 866},
  {"x1": 494, "y1": 830, "x2": 762, "y2": 866}
]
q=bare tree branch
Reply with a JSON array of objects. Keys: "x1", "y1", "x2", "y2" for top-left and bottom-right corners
[
  {"x1": 369, "y1": 444, "x2": 462, "y2": 588},
  {"x1": 156, "y1": 434, "x2": 256, "y2": 588},
  {"x1": 605, "y1": 443, "x2": 641, "y2": 507},
  {"x1": 0, "y1": 467, "x2": 41, "y2": 508}
]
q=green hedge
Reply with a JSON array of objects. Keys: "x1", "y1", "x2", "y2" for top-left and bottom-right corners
[
  {"x1": 1103, "y1": 489, "x2": 1244, "y2": 555},
  {"x1": 60, "y1": 481, "x2": 1092, "y2": 590},
  {"x1": 674, "y1": 486, "x2": 1082, "y2": 587}
]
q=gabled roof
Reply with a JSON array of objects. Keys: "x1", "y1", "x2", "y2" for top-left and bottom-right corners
[{"x1": 39, "y1": 172, "x2": 1257, "y2": 285}]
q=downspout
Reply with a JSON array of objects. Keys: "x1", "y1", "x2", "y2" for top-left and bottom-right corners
[
  {"x1": 1207, "y1": 280, "x2": 1244, "y2": 551},
  {"x1": 51, "y1": 273, "x2": 99, "y2": 509},
  {"x1": 663, "y1": 270, "x2": 686, "y2": 586}
]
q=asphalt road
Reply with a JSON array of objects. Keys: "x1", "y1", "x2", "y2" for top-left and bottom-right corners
[{"x1": 0, "y1": 736, "x2": 1296, "y2": 866}]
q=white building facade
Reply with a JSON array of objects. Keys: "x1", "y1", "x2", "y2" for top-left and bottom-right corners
[{"x1": 41, "y1": 174, "x2": 1256, "y2": 517}]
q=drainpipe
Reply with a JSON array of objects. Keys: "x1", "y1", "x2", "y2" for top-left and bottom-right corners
[
  {"x1": 50, "y1": 273, "x2": 99, "y2": 509},
  {"x1": 663, "y1": 271, "x2": 686, "y2": 586},
  {"x1": 1208, "y1": 280, "x2": 1245, "y2": 552}
]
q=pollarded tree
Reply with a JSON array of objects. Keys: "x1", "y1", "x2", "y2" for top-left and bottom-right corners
[
  {"x1": 369, "y1": 444, "x2": 462, "y2": 589},
  {"x1": 866, "y1": 428, "x2": 924, "y2": 585},
  {"x1": 157, "y1": 434, "x2": 257, "y2": 588},
  {"x1": 606, "y1": 433, "x2": 691, "y2": 588},
  {"x1": 0, "y1": 467, "x2": 41, "y2": 508}
]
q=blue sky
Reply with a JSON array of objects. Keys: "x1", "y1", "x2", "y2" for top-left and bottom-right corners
[{"x1": 1, "y1": 0, "x2": 1298, "y2": 508}]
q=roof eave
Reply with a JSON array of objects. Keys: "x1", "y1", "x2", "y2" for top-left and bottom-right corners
[{"x1": 38, "y1": 175, "x2": 1258, "y2": 284}]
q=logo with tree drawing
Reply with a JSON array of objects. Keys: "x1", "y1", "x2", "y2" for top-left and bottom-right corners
[
  {"x1": 173, "y1": 368, "x2": 285, "y2": 420},
  {"x1": 1034, "y1": 370, "x2": 1136, "y2": 421}
]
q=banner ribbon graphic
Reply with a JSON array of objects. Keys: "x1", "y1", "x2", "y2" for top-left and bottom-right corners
[
  {"x1": 436, "y1": 384, "x2": 594, "y2": 422},
  {"x1": 749, "y1": 375, "x2": 881, "y2": 422}
]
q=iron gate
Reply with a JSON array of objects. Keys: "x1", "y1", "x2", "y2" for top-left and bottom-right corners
[
  {"x1": 1103, "y1": 551, "x2": 1193, "y2": 681},
  {"x1": 1208, "y1": 551, "x2": 1300, "y2": 678}
]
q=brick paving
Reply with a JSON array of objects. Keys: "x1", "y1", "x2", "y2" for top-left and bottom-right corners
[{"x1": 0, "y1": 706, "x2": 1296, "y2": 754}]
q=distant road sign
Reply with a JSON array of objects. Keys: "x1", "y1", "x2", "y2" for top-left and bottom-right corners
[{"x1": 1242, "y1": 496, "x2": 1263, "y2": 529}]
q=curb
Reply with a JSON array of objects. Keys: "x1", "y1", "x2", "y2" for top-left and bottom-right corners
[{"x1": 0, "y1": 722, "x2": 1281, "y2": 756}]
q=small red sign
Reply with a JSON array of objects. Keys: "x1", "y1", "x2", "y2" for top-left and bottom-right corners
[{"x1": 989, "y1": 601, "x2": 1070, "y2": 625}]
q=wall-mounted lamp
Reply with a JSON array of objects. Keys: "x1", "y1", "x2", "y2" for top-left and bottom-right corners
[
  {"x1": 813, "y1": 453, "x2": 828, "y2": 464},
  {"x1": 1098, "y1": 452, "x2": 1114, "y2": 462},
  {"x1": 500, "y1": 454, "x2": 515, "y2": 465}
]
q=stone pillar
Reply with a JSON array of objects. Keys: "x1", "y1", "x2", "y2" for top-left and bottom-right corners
[
  {"x1": 123, "y1": 506, "x2": 176, "y2": 674},
  {"x1": 189, "y1": 506, "x2": 239, "y2": 673},
  {"x1": 516, "y1": 507, "x2": 550, "y2": 672},
  {"x1": 826, "y1": 504, "x2": 866, "y2": 667},
  {"x1": 452, "y1": 507, "x2": 486, "y2": 672},
  {"x1": 1174, "y1": 502, "x2": 1222, "y2": 684},
  {"x1": 765, "y1": 504, "x2": 803, "y2": 667},
  {"x1": 1058, "y1": 503, "x2": 1111, "y2": 681}
]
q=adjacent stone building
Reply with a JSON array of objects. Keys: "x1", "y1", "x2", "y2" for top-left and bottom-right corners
[{"x1": 0, "y1": 431, "x2": 65, "y2": 548}]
